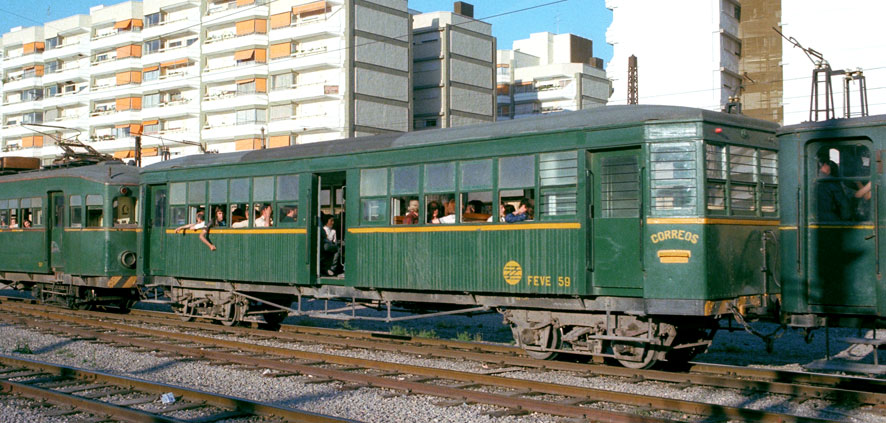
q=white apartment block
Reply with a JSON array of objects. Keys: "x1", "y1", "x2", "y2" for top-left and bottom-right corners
[
  {"x1": 0, "y1": 0, "x2": 413, "y2": 165},
  {"x1": 496, "y1": 32, "x2": 610, "y2": 120},
  {"x1": 411, "y1": 3, "x2": 495, "y2": 130},
  {"x1": 605, "y1": 0, "x2": 741, "y2": 111}
]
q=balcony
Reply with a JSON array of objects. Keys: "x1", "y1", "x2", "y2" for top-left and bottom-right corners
[
  {"x1": 269, "y1": 47, "x2": 341, "y2": 73},
  {"x1": 90, "y1": 30, "x2": 143, "y2": 52},
  {"x1": 42, "y1": 63, "x2": 89, "y2": 85},
  {"x1": 201, "y1": 121, "x2": 266, "y2": 141},
  {"x1": 204, "y1": 1, "x2": 269, "y2": 25},
  {"x1": 1, "y1": 99, "x2": 43, "y2": 115},
  {"x1": 0, "y1": 124, "x2": 39, "y2": 139},
  {"x1": 142, "y1": 99, "x2": 197, "y2": 120},
  {"x1": 90, "y1": 56, "x2": 142, "y2": 76},
  {"x1": 1, "y1": 53, "x2": 42, "y2": 70},
  {"x1": 536, "y1": 84, "x2": 576, "y2": 102},
  {"x1": 202, "y1": 91, "x2": 268, "y2": 112},
  {"x1": 203, "y1": 33, "x2": 267, "y2": 55},
  {"x1": 2, "y1": 74, "x2": 42, "y2": 91},
  {"x1": 42, "y1": 89, "x2": 89, "y2": 108},
  {"x1": 202, "y1": 62, "x2": 269, "y2": 83},
  {"x1": 269, "y1": 14, "x2": 342, "y2": 43},
  {"x1": 88, "y1": 109, "x2": 142, "y2": 127},
  {"x1": 141, "y1": 17, "x2": 195, "y2": 39},
  {"x1": 142, "y1": 67, "x2": 200, "y2": 91},
  {"x1": 269, "y1": 81, "x2": 341, "y2": 103},
  {"x1": 42, "y1": 41, "x2": 89, "y2": 60},
  {"x1": 142, "y1": 44, "x2": 200, "y2": 68},
  {"x1": 268, "y1": 111, "x2": 340, "y2": 134}
]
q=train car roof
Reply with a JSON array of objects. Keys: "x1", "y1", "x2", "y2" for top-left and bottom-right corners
[
  {"x1": 144, "y1": 105, "x2": 779, "y2": 173},
  {"x1": 0, "y1": 160, "x2": 139, "y2": 185},
  {"x1": 778, "y1": 114, "x2": 886, "y2": 134}
]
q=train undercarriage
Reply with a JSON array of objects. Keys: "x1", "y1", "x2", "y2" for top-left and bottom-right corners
[{"x1": 30, "y1": 282, "x2": 138, "y2": 311}]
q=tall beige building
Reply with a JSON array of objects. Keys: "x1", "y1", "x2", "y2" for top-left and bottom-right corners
[{"x1": 0, "y1": 0, "x2": 414, "y2": 165}]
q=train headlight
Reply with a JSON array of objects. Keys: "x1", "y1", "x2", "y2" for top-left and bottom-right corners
[{"x1": 119, "y1": 251, "x2": 137, "y2": 269}]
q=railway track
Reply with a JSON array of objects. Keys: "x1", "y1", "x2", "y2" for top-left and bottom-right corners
[
  {"x1": 0, "y1": 354, "x2": 347, "y2": 422},
  {"x1": 0, "y1": 300, "x2": 872, "y2": 422}
]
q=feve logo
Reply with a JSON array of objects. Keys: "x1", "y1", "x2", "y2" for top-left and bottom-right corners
[{"x1": 502, "y1": 260, "x2": 522, "y2": 285}]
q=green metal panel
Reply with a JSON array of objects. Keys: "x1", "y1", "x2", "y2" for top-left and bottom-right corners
[{"x1": 348, "y1": 227, "x2": 586, "y2": 295}]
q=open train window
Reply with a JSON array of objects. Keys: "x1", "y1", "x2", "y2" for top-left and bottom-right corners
[
  {"x1": 499, "y1": 155, "x2": 536, "y2": 222},
  {"x1": 20, "y1": 197, "x2": 42, "y2": 227},
  {"x1": 809, "y1": 143, "x2": 871, "y2": 223},
  {"x1": 276, "y1": 174, "x2": 299, "y2": 226},
  {"x1": 113, "y1": 196, "x2": 137, "y2": 226},
  {"x1": 8, "y1": 199, "x2": 19, "y2": 228},
  {"x1": 169, "y1": 182, "x2": 187, "y2": 226},
  {"x1": 70, "y1": 195, "x2": 83, "y2": 228},
  {"x1": 425, "y1": 163, "x2": 456, "y2": 224},
  {"x1": 460, "y1": 159, "x2": 492, "y2": 222},
  {"x1": 86, "y1": 194, "x2": 103, "y2": 228},
  {"x1": 391, "y1": 165, "x2": 419, "y2": 225},
  {"x1": 230, "y1": 178, "x2": 251, "y2": 228},
  {"x1": 0, "y1": 200, "x2": 8, "y2": 228},
  {"x1": 253, "y1": 176, "x2": 274, "y2": 227},
  {"x1": 188, "y1": 181, "x2": 207, "y2": 224},
  {"x1": 208, "y1": 178, "x2": 228, "y2": 227}
]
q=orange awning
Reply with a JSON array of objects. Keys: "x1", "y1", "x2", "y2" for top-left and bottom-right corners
[
  {"x1": 131, "y1": 19, "x2": 143, "y2": 28},
  {"x1": 236, "y1": 0, "x2": 254, "y2": 6},
  {"x1": 113, "y1": 150, "x2": 134, "y2": 159},
  {"x1": 255, "y1": 78, "x2": 267, "y2": 93},
  {"x1": 116, "y1": 44, "x2": 142, "y2": 58},
  {"x1": 114, "y1": 19, "x2": 133, "y2": 30},
  {"x1": 236, "y1": 78, "x2": 255, "y2": 85},
  {"x1": 292, "y1": 1, "x2": 327, "y2": 15},
  {"x1": 34, "y1": 65, "x2": 44, "y2": 76},
  {"x1": 268, "y1": 135, "x2": 290, "y2": 148},
  {"x1": 269, "y1": 42, "x2": 290, "y2": 59},
  {"x1": 131, "y1": 97, "x2": 142, "y2": 110},
  {"x1": 22, "y1": 42, "x2": 44, "y2": 54},
  {"x1": 254, "y1": 48, "x2": 266, "y2": 63},
  {"x1": 235, "y1": 138, "x2": 262, "y2": 151},
  {"x1": 233, "y1": 49, "x2": 255, "y2": 61},
  {"x1": 160, "y1": 58, "x2": 188, "y2": 68},
  {"x1": 116, "y1": 98, "x2": 132, "y2": 111},
  {"x1": 143, "y1": 65, "x2": 159, "y2": 72},
  {"x1": 270, "y1": 12, "x2": 291, "y2": 29},
  {"x1": 235, "y1": 19, "x2": 255, "y2": 35},
  {"x1": 141, "y1": 147, "x2": 158, "y2": 157},
  {"x1": 142, "y1": 119, "x2": 159, "y2": 126},
  {"x1": 22, "y1": 136, "x2": 43, "y2": 148},
  {"x1": 116, "y1": 72, "x2": 131, "y2": 85},
  {"x1": 115, "y1": 123, "x2": 131, "y2": 129}
]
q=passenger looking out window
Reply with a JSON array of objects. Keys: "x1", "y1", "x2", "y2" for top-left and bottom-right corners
[
  {"x1": 403, "y1": 200, "x2": 419, "y2": 224},
  {"x1": 174, "y1": 210, "x2": 216, "y2": 251},
  {"x1": 212, "y1": 206, "x2": 226, "y2": 227},
  {"x1": 280, "y1": 205, "x2": 298, "y2": 223},
  {"x1": 231, "y1": 205, "x2": 249, "y2": 228},
  {"x1": 439, "y1": 198, "x2": 456, "y2": 224},
  {"x1": 254, "y1": 203, "x2": 273, "y2": 227},
  {"x1": 427, "y1": 200, "x2": 443, "y2": 224},
  {"x1": 22, "y1": 219, "x2": 31, "y2": 228},
  {"x1": 505, "y1": 198, "x2": 534, "y2": 223}
]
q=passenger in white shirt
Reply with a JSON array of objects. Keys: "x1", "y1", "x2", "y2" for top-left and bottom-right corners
[{"x1": 174, "y1": 210, "x2": 216, "y2": 251}]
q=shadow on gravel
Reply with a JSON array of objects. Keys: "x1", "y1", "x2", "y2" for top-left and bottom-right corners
[{"x1": 130, "y1": 359, "x2": 181, "y2": 376}]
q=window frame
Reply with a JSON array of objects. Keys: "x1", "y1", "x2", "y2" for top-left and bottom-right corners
[{"x1": 704, "y1": 142, "x2": 778, "y2": 217}]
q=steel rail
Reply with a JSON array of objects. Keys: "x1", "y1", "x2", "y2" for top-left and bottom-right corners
[
  {"x1": 0, "y1": 354, "x2": 349, "y2": 422},
  {"x1": 0, "y1": 304, "x2": 839, "y2": 423}
]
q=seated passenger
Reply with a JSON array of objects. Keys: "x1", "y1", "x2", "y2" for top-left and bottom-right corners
[
  {"x1": 505, "y1": 198, "x2": 533, "y2": 223},
  {"x1": 427, "y1": 201, "x2": 443, "y2": 224},
  {"x1": 439, "y1": 198, "x2": 456, "y2": 224},
  {"x1": 9, "y1": 217, "x2": 18, "y2": 228},
  {"x1": 403, "y1": 200, "x2": 419, "y2": 224},
  {"x1": 174, "y1": 211, "x2": 216, "y2": 251},
  {"x1": 22, "y1": 219, "x2": 31, "y2": 228},
  {"x1": 231, "y1": 208, "x2": 249, "y2": 228},
  {"x1": 281, "y1": 206, "x2": 298, "y2": 223},
  {"x1": 254, "y1": 204, "x2": 273, "y2": 227},
  {"x1": 321, "y1": 216, "x2": 342, "y2": 276},
  {"x1": 489, "y1": 204, "x2": 515, "y2": 222}
]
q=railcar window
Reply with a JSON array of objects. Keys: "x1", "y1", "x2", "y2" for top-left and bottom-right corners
[
  {"x1": 70, "y1": 195, "x2": 83, "y2": 228},
  {"x1": 459, "y1": 159, "x2": 493, "y2": 223},
  {"x1": 391, "y1": 165, "x2": 419, "y2": 225},
  {"x1": 86, "y1": 194, "x2": 103, "y2": 228},
  {"x1": 151, "y1": 190, "x2": 166, "y2": 228},
  {"x1": 360, "y1": 169, "x2": 388, "y2": 224},
  {"x1": 499, "y1": 155, "x2": 535, "y2": 189},
  {"x1": 425, "y1": 163, "x2": 456, "y2": 193},
  {"x1": 230, "y1": 178, "x2": 251, "y2": 228},
  {"x1": 170, "y1": 182, "x2": 186, "y2": 205},
  {"x1": 460, "y1": 191, "x2": 492, "y2": 222},
  {"x1": 811, "y1": 144, "x2": 870, "y2": 222},
  {"x1": 650, "y1": 142, "x2": 697, "y2": 215},
  {"x1": 252, "y1": 177, "x2": 275, "y2": 227},
  {"x1": 0, "y1": 199, "x2": 7, "y2": 227},
  {"x1": 460, "y1": 159, "x2": 492, "y2": 190},
  {"x1": 21, "y1": 197, "x2": 42, "y2": 227},
  {"x1": 188, "y1": 181, "x2": 207, "y2": 224},
  {"x1": 169, "y1": 182, "x2": 187, "y2": 226},
  {"x1": 704, "y1": 144, "x2": 777, "y2": 216},
  {"x1": 276, "y1": 175, "x2": 299, "y2": 226},
  {"x1": 208, "y1": 179, "x2": 228, "y2": 227},
  {"x1": 7, "y1": 199, "x2": 19, "y2": 228},
  {"x1": 113, "y1": 197, "x2": 137, "y2": 226},
  {"x1": 601, "y1": 155, "x2": 640, "y2": 218},
  {"x1": 424, "y1": 163, "x2": 456, "y2": 224},
  {"x1": 539, "y1": 151, "x2": 578, "y2": 218}
]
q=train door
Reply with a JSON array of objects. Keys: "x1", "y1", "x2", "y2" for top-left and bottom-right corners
[
  {"x1": 49, "y1": 192, "x2": 64, "y2": 270},
  {"x1": 145, "y1": 185, "x2": 167, "y2": 275},
  {"x1": 314, "y1": 172, "x2": 346, "y2": 279},
  {"x1": 588, "y1": 148, "x2": 644, "y2": 293},
  {"x1": 805, "y1": 140, "x2": 877, "y2": 308}
]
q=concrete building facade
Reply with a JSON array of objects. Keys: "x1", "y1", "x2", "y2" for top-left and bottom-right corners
[
  {"x1": 411, "y1": 4, "x2": 495, "y2": 130},
  {"x1": 496, "y1": 32, "x2": 610, "y2": 120},
  {"x1": 0, "y1": 0, "x2": 415, "y2": 165}
]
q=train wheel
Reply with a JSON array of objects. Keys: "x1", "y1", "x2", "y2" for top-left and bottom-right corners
[
  {"x1": 220, "y1": 302, "x2": 243, "y2": 327},
  {"x1": 512, "y1": 325, "x2": 562, "y2": 360},
  {"x1": 175, "y1": 301, "x2": 195, "y2": 322},
  {"x1": 612, "y1": 341, "x2": 657, "y2": 369},
  {"x1": 261, "y1": 312, "x2": 287, "y2": 329}
]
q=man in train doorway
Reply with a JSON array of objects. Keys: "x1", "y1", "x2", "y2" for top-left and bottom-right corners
[{"x1": 815, "y1": 159, "x2": 850, "y2": 222}]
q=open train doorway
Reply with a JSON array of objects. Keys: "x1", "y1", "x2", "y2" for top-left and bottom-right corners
[{"x1": 315, "y1": 171, "x2": 346, "y2": 279}]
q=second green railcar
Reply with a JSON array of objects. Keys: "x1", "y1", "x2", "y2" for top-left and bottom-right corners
[{"x1": 139, "y1": 105, "x2": 781, "y2": 367}]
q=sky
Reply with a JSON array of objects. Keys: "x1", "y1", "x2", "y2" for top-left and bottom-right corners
[{"x1": 0, "y1": 0, "x2": 614, "y2": 66}]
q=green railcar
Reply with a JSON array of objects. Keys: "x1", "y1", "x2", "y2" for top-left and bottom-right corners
[
  {"x1": 778, "y1": 115, "x2": 886, "y2": 330},
  {"x1": 140, "y1": 105, "x2": 781, "y2": 367},
  {"x1": 0, "y1": 161, "x2": 140, "y2": 309}
]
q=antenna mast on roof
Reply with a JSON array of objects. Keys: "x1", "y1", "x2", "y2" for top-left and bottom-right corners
[{"x1": 627, "y1": 55, "x2": 638, "y2": 105}]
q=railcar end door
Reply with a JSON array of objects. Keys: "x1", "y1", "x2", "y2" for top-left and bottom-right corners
[
  {"x1": 49, "y1": 192, "x2": 64, "y2": 270},
  {"x1": 806, "y1": 141, "x2": 877, "y2": 309},
  {"x1": 590, "y1": 149, "x2": 644, "y2": 294}
]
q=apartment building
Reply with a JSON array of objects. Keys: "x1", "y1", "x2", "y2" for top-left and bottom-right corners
[
  {"x1": 496, "y1": 32, "x2": 610, "y2": 120},
  {"x1": 411, "y1": 2, "x2": 495, "y2": 130},
  {"x1": 0, "y1": 0, "x2": 413, "y2": 165}
]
